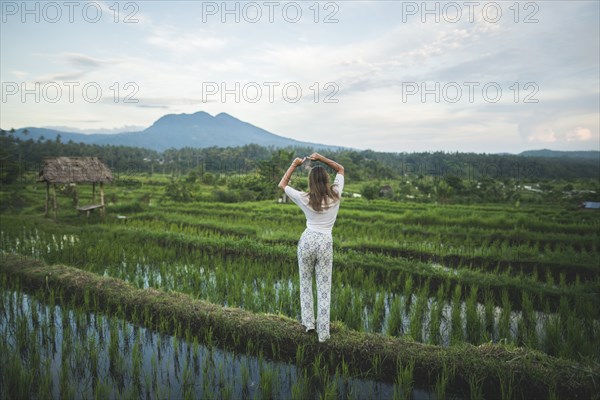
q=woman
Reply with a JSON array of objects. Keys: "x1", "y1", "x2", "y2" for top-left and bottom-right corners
[{"x1": 278, "y1": 152, "x2": 344, "y2": 343}]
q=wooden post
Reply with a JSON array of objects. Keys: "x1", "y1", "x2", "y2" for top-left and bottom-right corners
[
  {"x1": 52, "y1": 184, "x2": 57, "y2": 219},
  {"x1": 45, "y1": 182, "x2": 49, "y2": 217},
  {"x1": 92, "y1": 182, "x2": 96, "y2": 203},
  {"x1": 99, "y1": 182, "x2": 105, "y2": 217}
]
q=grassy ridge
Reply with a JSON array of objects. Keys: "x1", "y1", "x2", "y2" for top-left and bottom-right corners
[{"x1": 1, "y1": 253, "x2": 598, "y2": 399}]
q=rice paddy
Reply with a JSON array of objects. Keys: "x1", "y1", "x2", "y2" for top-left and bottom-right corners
[{"x1": 1, "y1": 175, "x2": 599, "y2": 398}]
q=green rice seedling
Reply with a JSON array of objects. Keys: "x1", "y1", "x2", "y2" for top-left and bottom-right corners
[
  {"x1": 151, "y1": 350, "x2": 158, "y2": 381},
  {"x1": 108, "y1": 318, "x2": 120, "y2": 370},
  {"x1": 521, "y1": 290, "x2": 537, "y2": 349},
  {"x1": 201, "y1": 355, "x2": 213, "y2": 395},
  {"x1": 182, "y1": 357, "x2": 194, "y2": 400},
  {"x1": 371, "y1": 292, "x2": 386, "y2": 333},
  {"x1": 3, "y1": 347, "x2": 32, "y2": 399},
  {"x1": 291, "y1": 369, "x2": 310, "y2": 400},
  {"x1": 403, "y1": 276, "x2": 413, "y2": 313},
  {"x1": 246, "y1": 338, "x2": 255, "y2": 355},
  {"x1": 386, "y1": 295, "x2": 403, "y2": 337},
  {"x1": 350, "y1": 293, "x2": 365, "y2": 331},
  {"x1": 547, "y1": 383, "x2": 559, "y2": 400},
  {"x1": 468, "y1": 373, "x2": 485, "y2": 400},
  {"x1": 59, "y1": 351, "x2": 72, "y2": 399},
  {"x1": 312, "y1": 352, "x2": 325, "y2": 381},
  {"x1": 271, "y1": 341, "x2": 280, "y2": 359},
  {"x1": 132, "y1": 331, "x2": 142, "y2": 380},
  {"x1": 296, "y1": 343, "x2": 306, "y2": 366},
  {"x1": 545, "y1": 270, "x2": 554, "y2": 287},
  {"x1": 220, "y1": 384, "x2": 233, "y2": 400},
  {"x1": 31, "y1": 297, "x2": 40, "y2": 329},
  {"x1": 559, "y1": 272, "x2": 567, "y2": 288},
  {"x1": 408, "y1": 284, "x2": 428, "y2": 342},
  {"x1": 392, "y1": 357, "x2": 414, "y2": 400},
  {"x1": 173, "y1": 334, "x2": 180, "y2": 361},
  {"x1": 428, "y1": 298, "x2": 441, "y2": 345},
  {"x1": 143, "y1": 371, "x2": 152, "y2": 398},
  {"x1": 94, "y1": 376, "x2": 112, "y2": 399},
  {"x1": 451, "y1": 284, "x2": 463, "y2": 345},
  {"x1": 334, "y1": 285, "x2": 353, "y2": 328},
  {"x1": 561, "y1": 312, "x2": 588, "y2": 361},
  {"x1": 483, "y1": 289, "x2": 495, "y2": 340},
  {"x1": 240, "y1": 359, "x2": 250, "y2": 394},
  {"x1": 38, "y1": 360, "x2": 53, "y2": 400},
  {"x1": 322, "y1": 377, "x2": 338, "y2": 400},
  {"x1": 371, "y1": 354, "x2": 383, "y2": 377},
  {"x1": 542, "y1": 301, "x2": 561, "y2": 357},
  {"x1": 258, "y1": 363, "x2": 276, "y2": 400},
  {"x1": 205, "y1": 326, "x2": 214, "y2": 347},
  {"x1": 74, "y1": 339, "x2": 88, "y2": 380},
  {"x1": 499, "y1": 370, "x2": 515, "y2": 400},
  {"x1": 433, "y1": 362, "x2": 450, "y2": 399},
  {"x1": 498, "y1": 289, "x2": 512, "y2": 342},
  {"x1": 341, "y1": 357, "x2": 350, "y2": 377},
  {"x1": 465, "y1": 286, "x2": 482, "y2": 344}
]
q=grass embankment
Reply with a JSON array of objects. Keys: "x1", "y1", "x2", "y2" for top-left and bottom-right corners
[{"x1": 1, "y1": 254, "x2": 597, "y2": 399}]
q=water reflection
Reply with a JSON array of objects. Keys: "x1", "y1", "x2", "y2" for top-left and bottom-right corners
[{"x1": 0, "y1": 286, "x2": 442, "y2": 399}]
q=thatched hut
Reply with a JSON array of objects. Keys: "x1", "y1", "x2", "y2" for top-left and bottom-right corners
[{"x1": 38, "y1": 157, "x2": 113, "y2": 218}]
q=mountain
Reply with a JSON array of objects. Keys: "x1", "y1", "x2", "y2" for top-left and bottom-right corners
[
  {"x1": 518, "y1": 149, "x2": 600, "y2": 160},
  {"x1": 6, "y1": 111, "x2": 340, "y2": 152}
]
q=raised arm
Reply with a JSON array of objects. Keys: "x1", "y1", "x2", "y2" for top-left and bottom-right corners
[
  {"x1": 278, "y1": 157, "x2": 305, "y2": 190},
  {"x1": 309, "y1": 153, "x2": 344, "y2": 176}
]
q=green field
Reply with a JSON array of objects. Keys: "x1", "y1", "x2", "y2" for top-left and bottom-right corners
[{"x1": 1, "y1": 172, "x2": 599, "y2": 399}]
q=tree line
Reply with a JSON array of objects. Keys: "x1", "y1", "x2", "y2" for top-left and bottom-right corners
[{"x1": 1, "y1": 132, "x2": 598, "y2": 205}]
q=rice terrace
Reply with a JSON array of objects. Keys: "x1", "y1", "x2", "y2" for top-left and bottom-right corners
[{"x1": 0, "y1": 129, "x2": 599, "y2": 399}]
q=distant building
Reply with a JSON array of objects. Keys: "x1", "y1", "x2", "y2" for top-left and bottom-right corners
[
  {"x1": 523, "y1": 185, "x2": 543, "y2": 193},
  {"x1": 580, "y1": 201, "x2": 600, "y2": 210},
  {"x1": 379, "y1": 185, "x2": 393, "y2": 197}
]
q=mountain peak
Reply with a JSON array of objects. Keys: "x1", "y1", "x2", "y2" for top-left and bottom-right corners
[
  {"x1": 13, "y1": 111, "x2": 341, "y2": 152},
  {"x1": 215, "y1": 112, "x2": 237, "y2": 120},
  {"x1": 148, "y1": 111, "x2": 213, "y2": 129}
]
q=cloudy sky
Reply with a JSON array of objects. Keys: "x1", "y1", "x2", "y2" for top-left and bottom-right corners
[{"x1": 1, "y1": 0, "x2": 598, "y2": 153}]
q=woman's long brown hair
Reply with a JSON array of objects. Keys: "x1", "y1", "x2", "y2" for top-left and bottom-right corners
[{"x1": 307, "y1": 166, "x2": 340, "y2": 211}]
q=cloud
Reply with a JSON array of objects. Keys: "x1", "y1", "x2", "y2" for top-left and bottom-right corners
[
  {"x1": 135, "y1": 104, "x2": 170, "y2": 109},
  {"x1": 40, "y1": 71, "x2": 87, "y2": 82},
  {"x1": 10, "y1": 70, "x2": 28, "y2": 80},
  {"x1": 146, "y1": 29, "x2": 227, "y2": 52},
  {"x1": 518, "y1": 110, "x2": 558, "y2": 143},
  {"x1": 65, "y1": 53, "x2": 107, "y2": 69},
  {"x1": 31, "y1": 52, "x2": 111, "y2": 82},
  {"x1": 519, "y1": 110, "x2": 597, "y2": 145},
  {"x1": 566, "y1": 127, "x2": 592, "y2": 141},
  {"x1": 42, "y1": 124, "x2": 146, "y2": 134},
  {"x1": 526, "y1": 127, "x2": 557, "y2": 143}
]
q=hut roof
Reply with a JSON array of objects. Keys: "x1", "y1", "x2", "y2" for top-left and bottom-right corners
[{"x1": 38, "y1": 157, "x2": 113, "y2": 184}]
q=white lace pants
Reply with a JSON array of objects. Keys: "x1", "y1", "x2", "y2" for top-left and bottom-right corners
[{"x1": 297, "y1": 228, "x2": 333, "y2": 342}]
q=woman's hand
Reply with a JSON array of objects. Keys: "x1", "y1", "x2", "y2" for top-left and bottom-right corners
[
  {"x1": 279, "y1": 157, "x2": 305, "y2": 190},
  {"x1": 293, "y1": 157, "x2": 306, "y2": 166},
  {"x1": 309, "y1": 152, "x2": 344, "y2": 175}
]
